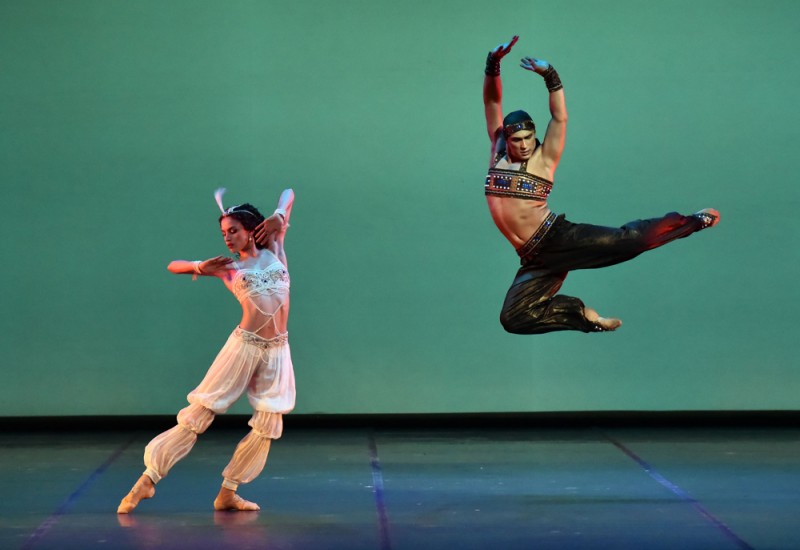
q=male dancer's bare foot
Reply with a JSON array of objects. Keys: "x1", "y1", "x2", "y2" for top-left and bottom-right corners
[
  {"x1": 214, "y1": 488, "x2": 260, "y2": 511},
  {"x1": 584, "y1": 306, "x2": 622, "y2": 331},
  {"x1": 694, "y1": 208, "x2": 720, "y2": 229},
  {"x1": 117, "y1": 474, "x2": 155, "y2": 514}
]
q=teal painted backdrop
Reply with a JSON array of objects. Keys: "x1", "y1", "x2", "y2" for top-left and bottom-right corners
[{"x1": 1, "y1": 0, "x2": 798, "y2": 415}]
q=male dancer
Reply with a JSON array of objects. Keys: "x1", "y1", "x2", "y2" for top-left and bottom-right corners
[{"x1": 483, "y1": 36, "x2": 719, "y2": 333}]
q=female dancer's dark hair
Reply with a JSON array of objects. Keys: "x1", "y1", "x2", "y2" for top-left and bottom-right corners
[{"x1": 219, "y1": 204, "x2": 266, "y2": 249}]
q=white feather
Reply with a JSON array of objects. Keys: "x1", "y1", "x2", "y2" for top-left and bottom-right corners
[{"x1": 213, "y1": 187, "x2": 227, "y2": 214}]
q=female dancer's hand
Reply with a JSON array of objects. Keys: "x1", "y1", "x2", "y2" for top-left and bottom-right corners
[
  {"x1": 490, "y1": 35, "x2": 519, "y2": 61},
  {"x1": 253, "y1": 213, "x2": 286, "y2": 246},
  {"x1": 199, "y1": 255, "x2": 233, "y2": 275},
  {"x1": 520, "y1": 56, "x2": 551, "y2": 75}
]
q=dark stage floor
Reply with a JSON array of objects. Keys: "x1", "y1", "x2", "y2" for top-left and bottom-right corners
[{"x1": 3, "y1": 421, "x2": 798, "y2": 549}]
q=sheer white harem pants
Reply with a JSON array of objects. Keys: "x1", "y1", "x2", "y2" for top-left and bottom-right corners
[{"x1": 142, "y1": 327, "x2": 295, "y2": 491}]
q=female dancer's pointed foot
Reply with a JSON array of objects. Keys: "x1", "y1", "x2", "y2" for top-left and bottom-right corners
[
  {"x1": 214, "y1": 488, "x2": 260, "y2": 511},
  {"x1": 117, "y1": 475, "x2": 155, "y2": 514},
  {"x1": 584, "y1": 307, "x2": 622, "y2": 332},
  {"x1": 693, "y1": 208, "x2": 720, "y2": 229}
]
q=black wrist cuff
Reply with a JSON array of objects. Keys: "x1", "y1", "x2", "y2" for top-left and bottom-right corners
[
  {"x1": 485, "y1": 52, "x2": 501, "y2": 76},
  {"x1": 542, "y1": 65, "x2": 563, "y2": 92}
]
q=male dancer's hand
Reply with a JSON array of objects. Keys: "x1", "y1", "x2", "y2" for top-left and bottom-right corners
[
  {"x1": 490, "y1": 35, "x2": 519, "y2": 61},
  {"x1": 520, "y1": 56, "x2": 551, "y2": 75}
]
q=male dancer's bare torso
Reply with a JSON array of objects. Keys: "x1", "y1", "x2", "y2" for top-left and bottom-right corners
[{"x1": 486, "y1": 147, "x2": 554, "y2": 248}]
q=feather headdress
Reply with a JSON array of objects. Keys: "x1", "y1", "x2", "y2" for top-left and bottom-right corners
[
  {"x1": 213, "y1": 187, "x2": 257, "y2": 218},
  {"x1": 214, "y1": 187, "x2": 228, "y2": 214}
]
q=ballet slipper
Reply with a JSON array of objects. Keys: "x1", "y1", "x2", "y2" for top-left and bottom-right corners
[
  {"x1": 117, "y1": 476, "x2": 155, "y2": 514},
  {"x1": 214, "y1": 492, "x2": 260, "y2": 511}
]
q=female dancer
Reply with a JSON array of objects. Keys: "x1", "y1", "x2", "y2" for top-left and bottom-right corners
[
  {"x1": 483, "y1": 36, "x2": 719, "y2": 333},
  {"x1": 118, "y1": 188, "x2": 295, "y2": 513}
]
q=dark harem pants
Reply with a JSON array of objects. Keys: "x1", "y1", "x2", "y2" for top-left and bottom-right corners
[{"x1": 499, "y1": 212, "x2": 705, "y2": 334}]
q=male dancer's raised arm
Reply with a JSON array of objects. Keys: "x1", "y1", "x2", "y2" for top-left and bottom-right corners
[
  {"x1": 484, "y1": 35, "x2": 518, "y2": 155},
  {"x1": 520, "y1": 56, "x2": 567, "y2": 173}
]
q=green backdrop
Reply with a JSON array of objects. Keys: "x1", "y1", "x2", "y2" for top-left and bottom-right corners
[{"x1": 2, "y1": 0, "x2": 798, "y2": 416}]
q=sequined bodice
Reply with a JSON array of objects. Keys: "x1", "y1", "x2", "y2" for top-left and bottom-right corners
[
  {"x1": 231, "y1": 263, "x2": 290, "y2": 303},
  {"x1": 229, "y1": 255, "x2": 290, "y2": 334},
  {"x1": 485, "y1": 156, "x2": 553, "y2": 201}
]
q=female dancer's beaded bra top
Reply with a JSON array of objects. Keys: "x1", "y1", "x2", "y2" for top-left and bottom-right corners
[{"x1": 228, "y1": 250, "x2": 290, "y2": 345}]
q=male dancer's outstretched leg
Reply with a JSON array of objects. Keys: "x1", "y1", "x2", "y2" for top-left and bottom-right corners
[{"x1": 500, "y1": 209, "x2": 719, "y2": 334}]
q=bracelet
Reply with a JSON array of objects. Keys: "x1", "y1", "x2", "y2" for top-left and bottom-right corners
[
  {"x1": 485, "y1": 52, "x2": 501, "y2": 76},
  {"x1": 192, "y1": 261, "x2": 203, "y2": 274},
  {"x1": 542, "y1": 65, "x2": 563, "y2": 92},
  {"x1": 274, "y1": 208, "x2": 286, "y2": 219}
]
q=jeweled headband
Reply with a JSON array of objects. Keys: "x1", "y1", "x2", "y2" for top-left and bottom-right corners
[
  {"x1": 503, "y1": 119, "x2": 536, "y2": 138},
  {"x1": 214, "y1": 187, "x2": 258, "y2": 217}
]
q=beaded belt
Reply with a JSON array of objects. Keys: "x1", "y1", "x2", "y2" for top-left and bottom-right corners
[
  {"x1": 234, "y1": 327, "x2": 288, "y2": 349},
  {"x1": 516, "y1": 212, "x2": 558, "y2": 263},
  {"x1": 485, "y1": 168, "x2": 553, "y2": 201}
]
